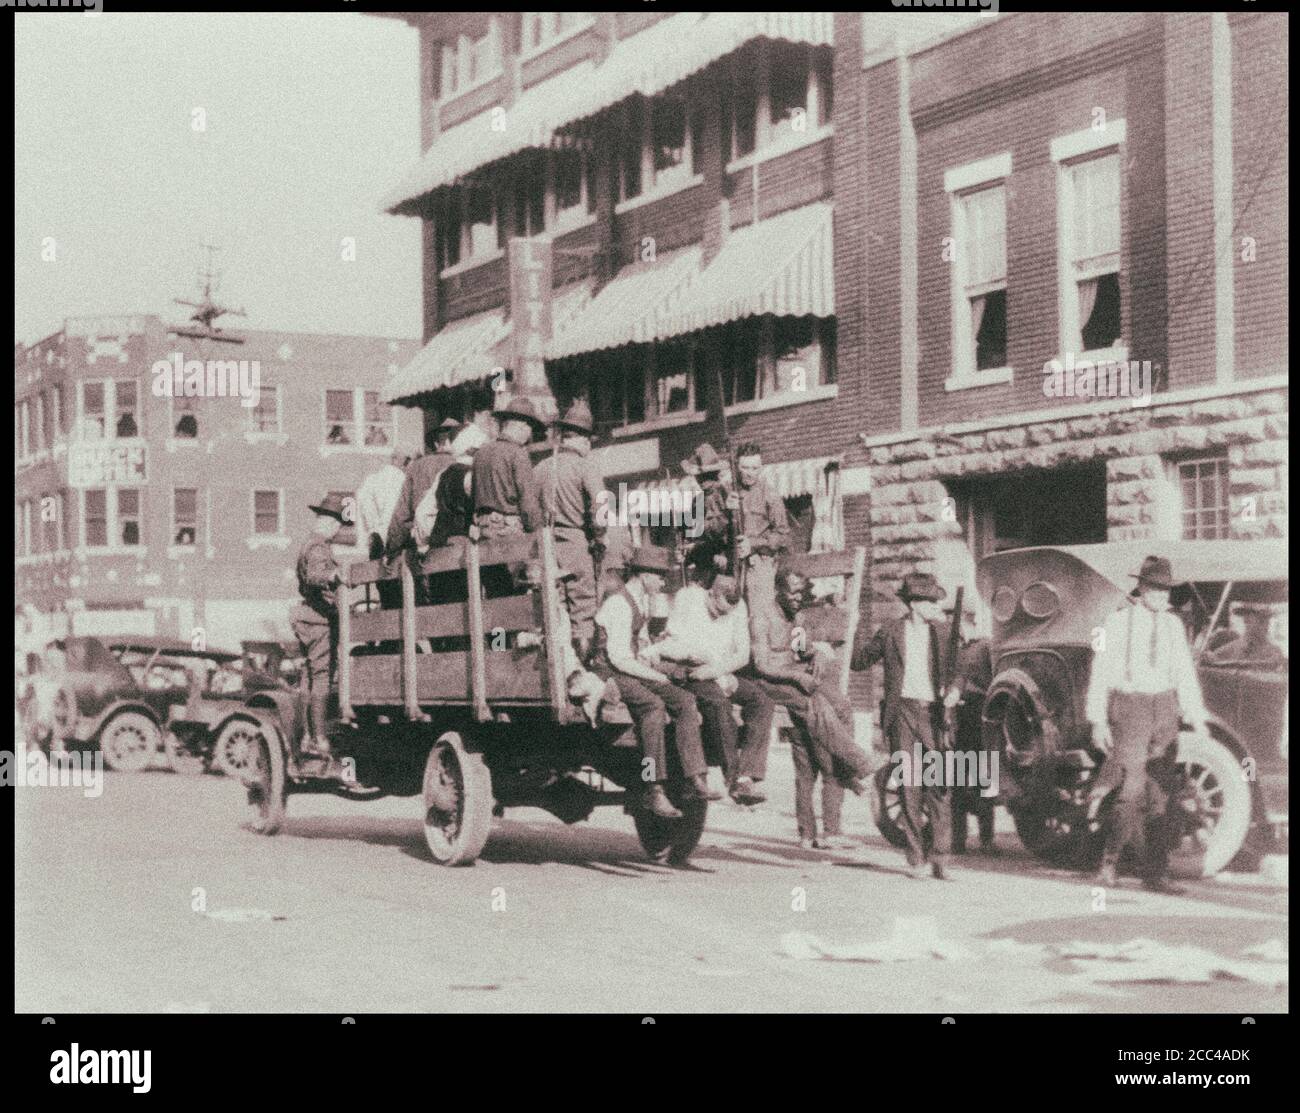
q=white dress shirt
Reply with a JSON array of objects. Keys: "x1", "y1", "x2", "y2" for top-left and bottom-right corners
[
  {"x1": 594, "y1": 580, "x2": 663, "y2": 683},
  {"x1": 356, "y1": 463, "x2": 407, "y2": 544},
  {"x1": 900, "y1": 615, "x2": 937, "y2": 702},
  {"x1": 1085, "y1": 602, "x2": 1209, "y2": 726},
  {"x1": 659, "y1": 585, "x2": 751, "y2": 681}
]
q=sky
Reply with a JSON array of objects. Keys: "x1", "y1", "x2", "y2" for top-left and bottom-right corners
[{"x1": 14, "y1": 11, "x2": 423, "y2": 345}]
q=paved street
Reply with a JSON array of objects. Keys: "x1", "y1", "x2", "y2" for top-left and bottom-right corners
[{"x1": 15, "y1": 745, "x2": 1287, "y2": 1014}]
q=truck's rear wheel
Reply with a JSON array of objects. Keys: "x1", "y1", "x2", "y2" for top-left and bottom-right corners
[
  {"x1": 422, "y1": 731, "x2": 494, "y2": 866},
  {"x1": 99, "y1": 711, "x2": 161, "y2": 772},
  {"x1": 242, "y1": 721, "x2": 287, "y2": 835},
  {"x1": 633, "y1": 785, "x2": 708, "y2": 865},
  {"x1": 1168, "y1": 728, "x2": 1252, "y2": 878}
]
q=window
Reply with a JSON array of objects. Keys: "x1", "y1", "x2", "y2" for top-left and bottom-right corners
[
  {"x1": 589, "y1": 351, "x2": 646, "y2": 428},
  {"x1": 522, "y1": 12, "x2": 593, "y2": 54},
  {"x1": 649, "y1": 341, "x2": 695, "y2": 418},
  {"x1": 81, "y1": 381, "x2": 107, "y2": 440},
  {"x1": 1058, "y1": 148, "x2": 1123, "y2": 355},
  {"x1": 41, "y1": 491, "x2": 60, "y2": 551},
  {"x1": 953, "y1": 183, "x2": 1009, "y2": 376},
  {"x1": 173, "y1": 394, "x2": 200, "y2": 439},
  {"x1": 950, "y1": 466, "x2": 1108, "y2": 561},
  {"x1": 34, "y1": 395, "x2": 45, "y2": 451},
  {"x1": 84, "y1": 489, "x2": 108, "y2": 548},
  {"x1": 620, "y1": 93, "x2": 702, "y2": 203},
  {"x1": 19, "y1": 400, "x2": 30, "y2": 458},
  {"x1": 325, "y1": 390, "x2": 354, "y2": 445},
  {"x1": 619, "y1": 101, "x2": 645, "y2": 201},
  {"x1": 717, "y1": 317, "x2": 835, "y2": 407},
  {"x1": 439, "y1": 20, "x2": 502, "y2": 99},
  {"x1": 21, "y1": 500, "x2": 33, "y2": 556},
  {"x1": 114, "y1": 380, "x2": 140, "y2": 438},
  {"x1": 726, "y1": 42, "x2": 832, "y2": 164},
  {"x1": 553, "y1": 143, "x2": 596, "y2": 225},
  {"x1": 51, "y1": 385, "x2": 63, "y2": 437},
  {"x1": 15, "y1": 405, "x2": 21, "y2": 461},
  {"x1": 651, "y1": 95, "x2": 689, "y2": 189},
  {"x1": 117, "y1": 488, "x2": 141, "y2": 546},
  {"x1": 443, "y1": 184, "x2": 500, "y2": 270},
  {"x1": 173, "y1": 488, "x2": 198, "y2": 546},
  {"x1": 514, "y1": 154, "x2": 546, "y2": 238},
  {"x1": 253, "y1": 490, "x2": 282, "y2": 536},
  {"x1": 250, "y1": 384, "x2": 280, "y2": 434},
  {"x1": 363, "y1": 392, "x2": 392, "y2": 447},
  {"x1": 1176, "y1": 456, "x2": 1231, "y2": 540}
]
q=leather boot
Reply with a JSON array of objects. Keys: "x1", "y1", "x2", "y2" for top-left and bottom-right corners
[
  {"x1": 304, "y1": 689, "x2": 332, "y2": 756},
  {"x1": 644, "y1": 784, "x2": 682, "y2": 820},
  {"x1": 683, "y1": 773, "x2": 724, "y2": 802}
]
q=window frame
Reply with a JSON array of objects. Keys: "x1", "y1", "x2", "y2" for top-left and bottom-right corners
[
  {"x1": 944, "y1": 152, "x2": 1013, "y2": 391},
  {"x1": 1172, "y1": 453, "x2": 1232, "y2": 541},
  {"x1": 1052, "y1": 119, "x2": 1127, "y2": 364},
  {"x1": 615, "y1": 93, "x2": 705, "y2": 212},
  {"x1": 321, "y1": 387, "x2": 395, "y2": 453},
  {"x1": 718, "y1": 316, "x2": 840, "y2": 417},
  {"x1": 248, "y1": 383, "x2": 282, "y2": 437},
  {"x1": 725, "y1": 41, "x2": 835, "y2": 173},
  {"x1": 439, "y1": 19, "x2": 503, "y2": 101},
  {"x1": 251, "y1": 488, "x2": 285, "y2": 538},
  {"x1": 172, "y1": 486, "x2": 199, "y2": 549}
]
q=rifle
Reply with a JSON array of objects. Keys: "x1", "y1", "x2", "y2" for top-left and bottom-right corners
[
  {"x1": 711, "y1": 357, "x2": 746, "y2": 595},
  {"x1": 943, "y1": 585, "x2": 964, "y2": 744}
]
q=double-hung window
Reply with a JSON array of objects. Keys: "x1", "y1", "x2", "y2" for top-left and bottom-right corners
[{"x1": 726, "y1": 41, "x2": 833, "y2": 166}]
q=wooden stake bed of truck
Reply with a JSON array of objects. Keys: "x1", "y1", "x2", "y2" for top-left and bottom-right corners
[{"x1": 233, "y1": 526, "x2": 866, "y2": 868}]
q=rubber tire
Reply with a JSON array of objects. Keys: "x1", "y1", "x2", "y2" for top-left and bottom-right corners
[
  {"x1": 633, "y1": 785, "x2": 709, "y2": 865},
  {"x1": 243, "y1": 721, "x2": 287, "y2": 836},
  {"x1": 873, "y1": 764, "x2": 933, "y2": 853},
  {"x1": 1168, "y1": 729, "x2": 1252, "y2": 879},
  {"x1": 165, "y1": 730, "x2": 208, "y2": 777},
  {"x1": 99, "y1": 711, "x2": 161, "y2": 773},
  {"x1": 213, "y1": 718, "x2": 263, "y2": 780},
  {"x1": 422, "y1": 732, "x2": 494, "y2": 866},
  {"x1": 1011, "y1": 807, "x2": 1102, "y2": 870}
]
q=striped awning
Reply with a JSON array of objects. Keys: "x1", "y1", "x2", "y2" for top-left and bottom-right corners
[
  {"x1": 548, "y1": 247, "x2": 702, "y2": 360},
  {"x1": 382, "y1": 283, "x2": 592, "y2": 403},
  {"x1": 656, "y1": 203, "x2": 835, "y2": 340},
  {"x1": 381, "y1": 12, "x2": 834, "y2": 214}
]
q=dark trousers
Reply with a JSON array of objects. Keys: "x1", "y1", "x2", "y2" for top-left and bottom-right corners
[
  {"x1": 612, "y1": 674, "x2": 706, "y2": 784},
  {"x1": 952, "y1": 701, "x2": 994, "y2": 849},
  {"x1": 680, "y1": 676, "x2": 774, "y2": 786},
  {"x1": 291, "y1": 611, "x2": 336, "y2": 741},
  {"x1": 1096, "y1": 689, "x2": 1182, "y2": 880},
  {"x1": 755, "y1": 677, "x2": 873, "y2": 782},
  {"x1": 888, "y1": 698, "x2": 953, "y2": 867}
]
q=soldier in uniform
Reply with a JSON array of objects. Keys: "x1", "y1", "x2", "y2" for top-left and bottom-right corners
[
  {"x1": 1084, "y1": 555, "x2": 1210, "y2": 894},
  {"x1": 733, "y1": 442, "x2": 790, "y2": 626},
  {"x1": 471, "y1": 396, "x2": 545, "y2": 539},
  {"x1": 535, "y1": 399, "x2": 605, "y2": 657},
  {"x1": 384, "y1": 417, "x2": 461, "y2": 559},
  {"x1": 680, "y1": 443, "x2": 733, "y2": 581},
  {"x1": 291, "y1": 493, "x2": 348, "y2": 756}
]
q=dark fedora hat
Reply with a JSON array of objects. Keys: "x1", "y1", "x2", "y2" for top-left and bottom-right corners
[
  {"x1": 1130, "y1": 554, "x2": 1176, "y2": 592},
  {"x1": 308, "y1": 492, "x2": 349, "y2": 522},
  {"x1": 626, "y1": 544, "x2": 674, "y2": 575},
  {"x1": 680, "y1": 442, "x2": 726, "y2": 475},
  {"x1": 494, "y1": 395, "x2": 548, "y2": 428},
  {"x1": 555, "y1": 399, "x2": 594, "y2": 435},
  {"x1": 898, "y1": 572, "x2": 945, "y2": 603}
]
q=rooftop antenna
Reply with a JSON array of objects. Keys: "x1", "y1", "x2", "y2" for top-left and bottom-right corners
[{"x1": 169, "y1": 242, "x2": 247, "y2": 343}]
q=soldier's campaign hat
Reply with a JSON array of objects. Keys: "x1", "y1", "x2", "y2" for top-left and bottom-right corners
[
  {"x1": 555, "y1": 399, "x2": 594, "y2": 435},
  {"x1": 626, "y1": 544, "x2": 675, "y2": 575},
  {"x1": 494, "y1": 395, "x2": 549, "y2": 429},
  {"x1": 680, "y1": 443, "x2": 726, "y2": 475},
  {"x1": 1130, "y1": 554, "x2": 1176, "y2": 592},
  {"x1": 308, "y1": 492, "x2": 349, "y2": 522},
  {"x1": 898, "y1": 572, "x2": 945, "y2": 603}
]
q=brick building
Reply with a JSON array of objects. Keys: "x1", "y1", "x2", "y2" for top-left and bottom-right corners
[
  {"x1": 376, "y1": 11, "x2": 1286, "y2": 639},
  {"x1": 14, "y1": 314, "x2": 419, "y2": 647}
]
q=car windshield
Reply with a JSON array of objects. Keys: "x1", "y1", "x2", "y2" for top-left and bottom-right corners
[{"x1": 1183, "y1": 582, "x2": 1288, "y2": 667}]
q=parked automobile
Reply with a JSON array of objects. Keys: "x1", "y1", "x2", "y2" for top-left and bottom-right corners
[
  {"x1": 47, "y1": 635, "x2": 243, "y2": 772},
  {"x1": 976, "y1": 540, "x2": 1287, "y2": 877}
]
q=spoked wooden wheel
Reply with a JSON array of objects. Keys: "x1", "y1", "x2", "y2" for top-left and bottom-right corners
[
  {"x1": 214, "y1": 718, "x2": 262, "y2": 779},
  {"x1": 633, "y1": 785, "x2": 708, "y2": 865},
  {"x1": 422, "y1": 731, "x2": 494, "y2": 866},
  {"x1": 1168, "y1": 729, "x2": 1252, "y2": 878},
  {"x1": 99, "y1": 711, "x2": 161, "y2": 772},
  {"x1": 242, "y1": 720, "x2": 287, "y2": 835},
  {"x1": 873, "y1": 764, "x2": 932, "y2": 853}
]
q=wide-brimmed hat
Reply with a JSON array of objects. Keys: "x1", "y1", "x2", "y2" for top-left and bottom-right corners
[
  {"x1": 449, "y1": 423, "x2": 489, "y2": 463},
  {"x1": 626, "y1": 544, "x2": 674, "y2": 575},
  {"x1": 434, "y1": 416, "x2": 462, "y2": 436},
  {"x1": 898, "y1": 572, "x2": 945, "y2": 603},
  {"x1": 1130, "y1": 554, "x2": 1175, "y2": 592},
  {"x1": 308, "y1": 492, "x2": 349, "y2": 522},
  {"x1": 555, "y1": 399, "x2": 594, "y2": 435},
  {"x1": 680, "y1": 443, "x2": 726, "y2": 475},
  {"x1": 494, "y1": 395, "x2": 548, "y2": 428}
]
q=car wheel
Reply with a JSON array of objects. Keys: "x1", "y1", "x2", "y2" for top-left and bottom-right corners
[
  {"x1": 873, "y1": 764, "x2": 932, "y2": 853},
  {"x1": 99, "y1": 711, "x2": 161, "y2": 772},
  {"x1": 213, "y1": 718, "x2": 263, "y2": 779},
  {"x1": 422, "y1": 732, "x2": 494, "y2": 866},
  {"x1": 1168, "y1": 728, "x2": 1252, "y2": 879},
  {"x1": 1011, "y1": 806, "x2": 1102, "y2": 870},
  {"x1": 633, "y1": 784, "x2": 708, "y2": 865},
  {"x1": 242, "y1": 721, "x2": 287, "y2": 835}
]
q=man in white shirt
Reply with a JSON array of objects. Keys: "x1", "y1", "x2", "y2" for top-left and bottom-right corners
[
  {"x1": 1084, "y1": 554, "x2": 1210, "y2": 894},
  {"x1": 356, "y1": 448, "x2": 411, "y2": 560},
  {"x1": 655, "y1": 574, "x2": 774, "y2": 805},
  {"x1": 591, "y1": 545, "x2": 722, "y2": 819}
]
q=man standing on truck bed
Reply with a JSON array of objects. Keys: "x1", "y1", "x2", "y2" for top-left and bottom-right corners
[
  {"x1": 1084, "y1": 554, "x2": 1210, "y2": 895},
  {"x1": 291, "y1": 492, "x2": 348, "y2": 757},
  {"x1": 471, "y1": 396, "x2": 545, "y2": 539},
  {"x1": 535, "y1": 399, "x2": 605, "y2": 659}
]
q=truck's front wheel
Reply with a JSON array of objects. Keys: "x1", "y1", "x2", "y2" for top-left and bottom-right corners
[{"x1": 422, "y1": 732, "x2": 494, "y2": 866}]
